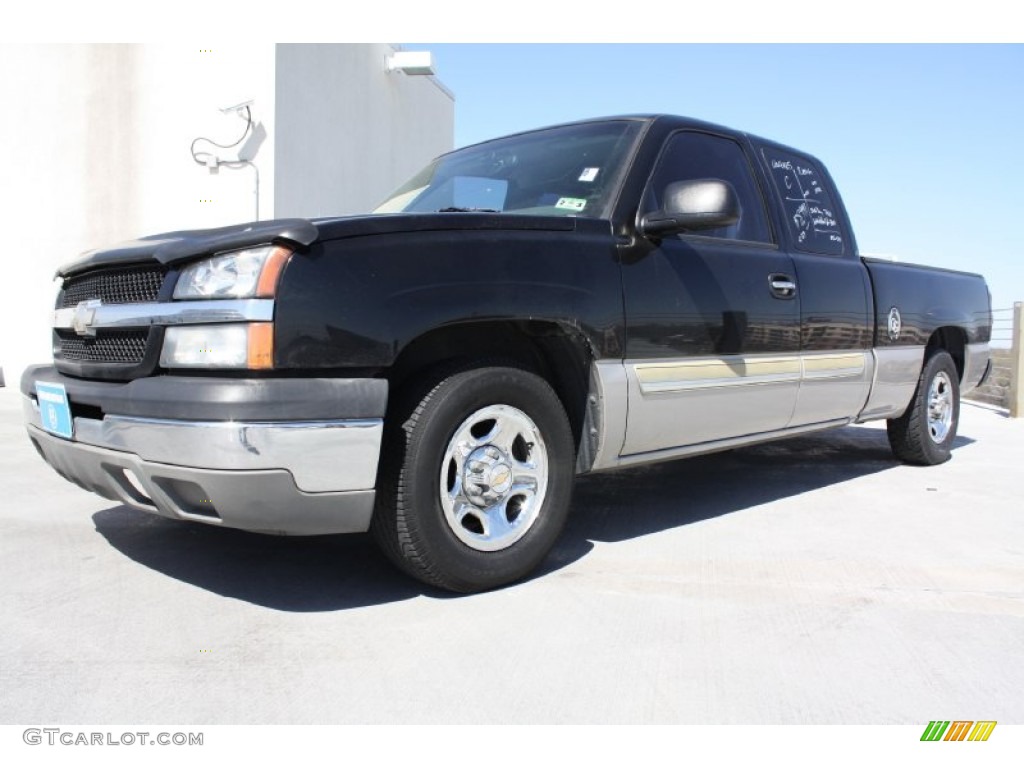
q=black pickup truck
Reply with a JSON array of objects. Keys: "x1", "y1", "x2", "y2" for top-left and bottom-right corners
[{"x1": 22, "y1": 115, "x2": 992, "y2": 592}]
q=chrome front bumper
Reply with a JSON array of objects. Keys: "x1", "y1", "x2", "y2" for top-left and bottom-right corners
[{"x1": 24, "y1": 396, "x2": 382, "y2": 535}]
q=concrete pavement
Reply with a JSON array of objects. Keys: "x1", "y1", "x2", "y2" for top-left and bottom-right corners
[{"x1": 1, "y1": 386, "x2": 1021, "y2": 724}]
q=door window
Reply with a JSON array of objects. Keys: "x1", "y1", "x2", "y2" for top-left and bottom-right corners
[
  {"x1": 762, "y1": 148, "x2": 846, "y2": 255},
  {"x1": 644, "y1": 132, "x2": 772, "y2": 244}
]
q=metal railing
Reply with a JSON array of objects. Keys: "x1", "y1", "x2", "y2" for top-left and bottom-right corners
[
  {"x1": 970, "y1": 303, "x2": 1023, "y2": 416},
  {"x1": 990, "y1": 306, "x2": 1015, "y2": 346}
]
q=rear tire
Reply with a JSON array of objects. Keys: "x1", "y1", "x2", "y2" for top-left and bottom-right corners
[
  {"x1": 371, "y1": 364, "x2": 575, "y2": 593},
  {"x1": 886, "y1": 349, "x2": 960, "y2": 466}
]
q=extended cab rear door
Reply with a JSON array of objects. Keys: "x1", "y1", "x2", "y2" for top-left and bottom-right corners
[
  {"x1": 756, "y1": 144, "x2": 874, "y2": 427},
  {"x1": 619, "y1": 130, "x2": 801, "y2": 455}
]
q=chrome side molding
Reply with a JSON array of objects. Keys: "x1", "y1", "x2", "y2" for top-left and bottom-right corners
[{"x1": 634, "y1": 351, "x2": 868, "y2": 395}]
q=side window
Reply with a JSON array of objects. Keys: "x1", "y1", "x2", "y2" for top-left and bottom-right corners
[
  {"x1": 644, "y1": 132, "x2": 772, "y2": 244},
  {"x1": 762, "y1": 147, "x2": 845, "y2": 255}
]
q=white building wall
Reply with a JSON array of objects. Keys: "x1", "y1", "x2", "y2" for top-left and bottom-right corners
[
  {"x1": 0, "y1": 43, "x2": 452, "y2": 389},
  {"x1": 132, "y1": 44, "x2": 279, "y2": 234},
  {"x1": 274, "y1": 44, "x2": 455, "y2": 217},
  {"x1": 1, "y1": 45, "x2": 138, "y2": 392}
]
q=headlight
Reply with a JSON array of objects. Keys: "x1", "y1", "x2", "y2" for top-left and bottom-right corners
[
  {"x1": 160, "y1": 323, "x2": 273, "y2": 369},
  {"x1": 173, "y1": 245, "x2": 292, "y2": 300}
]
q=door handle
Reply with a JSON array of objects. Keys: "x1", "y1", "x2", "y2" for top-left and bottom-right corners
[{"x1": 769, "y1": 274, "x2": 797, "y2": 299}]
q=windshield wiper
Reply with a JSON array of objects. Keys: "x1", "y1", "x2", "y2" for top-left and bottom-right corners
[{"x1": 437, "y1": 207, "x2": 499, "y2": 213}]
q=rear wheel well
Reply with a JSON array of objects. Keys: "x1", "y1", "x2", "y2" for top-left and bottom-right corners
[
  {"x1": 387, "y1": 321, "x2": 595, "y2": 459},
  {"x1": 925, "y1": 326, "x2": 966, "y2": 381}
]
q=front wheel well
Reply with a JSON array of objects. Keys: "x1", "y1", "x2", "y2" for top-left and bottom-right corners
[{"x1": 386, "y1": 321, "x2": 596, "y2": 460}]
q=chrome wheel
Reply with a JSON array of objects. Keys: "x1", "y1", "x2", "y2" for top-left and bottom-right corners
[
  {"x1": 439, "y1": 404, "x2": 548, "y2": 552},
  {"x1": 887, "y1": 350, "x2": 959, "y2": 466},
  {"x1": 927, "y1": 370, "x2": 954, "y2": 443},
  {"x1": 372, "y1": 364, "x2": 574, "y2": 592}
]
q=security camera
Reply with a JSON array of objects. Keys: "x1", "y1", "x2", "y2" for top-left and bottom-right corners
[{"x1": 219, "y1": 99, "x2": 254, "y2": 117}]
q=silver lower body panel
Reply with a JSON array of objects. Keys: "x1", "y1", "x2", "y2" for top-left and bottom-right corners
[
  {"x1": 602, "y1": 351, "x2": 874, "y2": 463},
  {"x1": 591, "y1": 417, "x2": 850, "y2": 472},
  {"x1": 962, "y1": 342, "x2": 991, "y2": 394},
  {"x1": 857, "y1": 346, "x2": 926, "y2": 421}
]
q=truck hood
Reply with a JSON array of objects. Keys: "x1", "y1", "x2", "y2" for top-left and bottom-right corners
[
  {"x1": 57, "y1": 219, "x2": 320, "y2": 277},
  {"x1": 57, "y1": 213, "x2": 578, "y2": 277}
]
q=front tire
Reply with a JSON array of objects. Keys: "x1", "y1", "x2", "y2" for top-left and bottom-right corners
[
  {"x1": 886, "y1": 349, "x2": 960, "y2": 465},
  {"x1": 371, "y1": 365, "x2": 575, "y2": 593}
]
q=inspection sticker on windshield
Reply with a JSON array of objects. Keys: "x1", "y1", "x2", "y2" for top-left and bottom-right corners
[
  {"x1": 35, "y1": 381, "x2": 73, "y2": 439},
  {"x1": 556, "y1": 197, "x2": 587, "y2": 212},
  {"x1": 578, "y1": 167, "x2": 600, "y2": 182}
]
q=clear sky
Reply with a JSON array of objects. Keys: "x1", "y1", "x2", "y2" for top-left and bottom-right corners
[
  {"x1": 413, "y1": 44, "x2": 1024, "y2": 328},
  {"x1": 12, "y1": 7, "x2": 1021, "y2": 324}
]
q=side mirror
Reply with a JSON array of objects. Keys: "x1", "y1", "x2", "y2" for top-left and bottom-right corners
[{"x1": 638, "y1": 179, "x2": 740, "y2": 238}]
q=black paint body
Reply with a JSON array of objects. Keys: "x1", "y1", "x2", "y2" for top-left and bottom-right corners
[
  {"x1": 270, "y1": 115, "x2": 988, "y2": 372},
  {"x1": 55, "y1": 114, "x2": 991, "y2": 381},
  {"x1": 864, "y1": 258, "x2": 991, "y2": 347},
  {"x1": 274, "y1": 215, "x2": 623, "y2": 370}
]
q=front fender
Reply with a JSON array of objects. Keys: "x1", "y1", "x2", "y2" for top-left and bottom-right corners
[{"x1": 273, "y1": 220, "x2": 624, "y2": 370}]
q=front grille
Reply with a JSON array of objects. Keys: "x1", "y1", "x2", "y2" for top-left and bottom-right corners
[
  {"x1": 55, "y1": 329, "x2": 149, "y2": 364},
  {"x1": 60, "y1": 265, "x2": 168, "y2": 308}
]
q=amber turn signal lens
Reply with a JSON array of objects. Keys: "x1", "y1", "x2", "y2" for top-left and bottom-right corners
[
  {"x1": 247, "y1": 323, "x2": 274, "y2": 369},
  {"x1": 255, "y1": 247, "x2": 293, "y2": 298}
]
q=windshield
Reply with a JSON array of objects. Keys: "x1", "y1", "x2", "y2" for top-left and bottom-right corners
[{"x1": 374, "y1": 120, "x2": 643, "y2": 218}]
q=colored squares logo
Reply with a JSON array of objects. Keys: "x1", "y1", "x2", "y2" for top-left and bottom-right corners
[{"x1": 920, "y1": 721, "x2": 997, "y2": 742}]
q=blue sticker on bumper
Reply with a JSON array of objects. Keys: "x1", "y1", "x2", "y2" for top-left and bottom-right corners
[{"x1": 35, "y1": 381, "x2": 73, "y2": 439}]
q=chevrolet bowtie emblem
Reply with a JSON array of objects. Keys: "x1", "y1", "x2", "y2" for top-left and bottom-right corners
[{"x1": 72, "y1": 299, "x2": 102, "y2": 337}]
